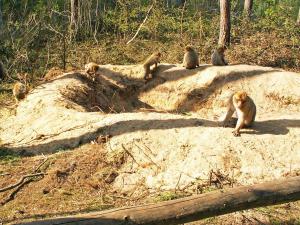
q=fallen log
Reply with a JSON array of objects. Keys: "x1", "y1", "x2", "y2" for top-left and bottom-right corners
[{"x1": 19, "y1": 176, "x2": 300, "y2": 225}]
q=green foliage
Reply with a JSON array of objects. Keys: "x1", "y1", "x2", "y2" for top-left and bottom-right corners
[{"x1": 0, "y1": 0, "x2": 299, "y2": 81}]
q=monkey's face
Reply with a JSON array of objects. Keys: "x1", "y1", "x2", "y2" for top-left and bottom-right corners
[
  {"x1": 85, "y1": 63, "x2": 99, "y2": 75},
  {"x1": 233, "y1": 92, "x2": 248, "y2": 108},
  {"x1": 185, "y1": 46, "x2": 193, "y2": 52}
]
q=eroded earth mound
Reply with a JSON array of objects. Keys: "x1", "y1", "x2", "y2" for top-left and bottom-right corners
[{"x1": 1, "y1": 64, "x2": 299, "y2": 193}]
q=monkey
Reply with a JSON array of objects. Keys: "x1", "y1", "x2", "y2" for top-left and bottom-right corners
[
  {"x1": 13, "y1": 73, "x2": 28, "y2": 104},
  {"x1": 43, "y1": 67, "x2": 64, "y2": 81},
  {"x1": 220, "y1": 91, "x2": 256, "y2": 136},
  {"x1": 143, "y1": 52, "x2": 161, "y2": 80},
  {"x1": 85, "y1": 62, "x2": 100, "y2": 81},
  {"x1": 211, "y1": 46, "x2": 228, "y2": 66},
  {"x1": 0, "y1": 61, "x2": 5, "y2": 80},
  {"x1": 183, "y1": 45, "x2": 199, "y2": 69}
]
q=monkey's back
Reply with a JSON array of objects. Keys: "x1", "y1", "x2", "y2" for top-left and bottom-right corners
[
  {"x1": 143, "y1": 54, "x2": 159, "y2": 67},
  {"x1": 183, "y1": 50, "x2": 199, "y2": 69},
  {"x1": 243, "y1": 96, "x2": 256, "y2": 125},
  {"x1": 211, "y1": 50, "x2": 226, "y2": 66},
  {"x1": 13, "y1": 82, "x2": 27, "y2": 100}
]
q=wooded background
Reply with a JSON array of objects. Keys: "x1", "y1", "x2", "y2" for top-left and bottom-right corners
[{"x1": 0, "y1": 0, "x2": 299, "y2": 80}]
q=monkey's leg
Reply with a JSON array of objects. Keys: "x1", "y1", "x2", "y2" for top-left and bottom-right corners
[{"x1": 221, "y1": 107, "x2": 235, "y2": 127}]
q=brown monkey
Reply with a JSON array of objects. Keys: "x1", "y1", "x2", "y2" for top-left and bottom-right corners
[
  {"x1": 85, "y1": 62, "x2": 100, "y2": 81},
  {"x1": 43, "y1": 67, "x2": 64, "y2": 81},
  {"x1": 183, "y1": 45, "x2": 199, "y2": 69},
  {"x1": 211, "y1": 46, "x2": 228, "y2": 66},
  {"x1": 143, "y1": 52, "x2": 161, "y2": 80},
  {"x1": 0, "y1": 61, "x2": 5, "y2": 80},
  {"x1": 221, "y1": 91, "x2": 256, "y2": 136},
  {"x1": 13, "y1": 73, "x2": 28, "y2": 104}
]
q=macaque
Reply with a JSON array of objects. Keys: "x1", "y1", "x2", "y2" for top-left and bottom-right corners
[
  {"x1": 143, "y1": 52, "x2": 161, "y2": 80},
  {"x1": 43, "y1": 67, "x2": 64, "y2": 81},
  {"x1": 13, "y1": 73, "x2": 28, "y2": 104},
  {"x1": 211, "y1": 46, "x2": 228, "y2": 66},
  {"x1": 85, "y1": 62, "x2": 100, "y2": 81},
  {"x1": 221, "y1": 91, "x2": 256, "y2": 136},
  {"x1": 183, "y1": 45, "x2": 199, "y2": 69}
]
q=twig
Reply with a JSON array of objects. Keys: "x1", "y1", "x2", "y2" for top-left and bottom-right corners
[
  {"x1": 121, "y1": 144, "x2": 141, "y2": 167},
  {"x1": 0, "y1": 172, "x2": 10, "y2": 176},
  {"x1": 174, "y1": 173, "x2": 182, "y2": 193},
  {"x1": 34, "y1": 157, "x2": 49, "y2": 173},
  {"x1": 133, "y1": 141, "x2": 160, "y2": 169},
  {"x1": 0, "y1": 173, "x2": 45, "y2": 193},
  {"x1": 126, "y1": 2, "x2": 155, "y2": 44}
]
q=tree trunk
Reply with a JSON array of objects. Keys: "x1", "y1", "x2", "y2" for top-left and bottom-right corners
[
  {"x1": 0, "y1": 0, "x2": 3, "y2": 29},
  {"x1": 244, "y1": 0, "x2": 253, "y2": 19},
  {"x1": 20, "y1": 176, "x2": 300, "y2": 225},
  {"x1": 297, "y1": 7, "x2": 300, "y2": 26},
  {"x1": 176, "y1": 0, "x2": 185, "y2": 7},
  {"x1": 218, "y1": 0, "x2": 231, "y2": 47},
  {"x1": 70, "y1": 0, "x2": 79, "y2": 30}
]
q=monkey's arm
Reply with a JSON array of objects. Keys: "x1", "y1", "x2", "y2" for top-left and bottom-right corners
[{"x1": 233, "y1": 115, "x2": 244, "y2": 136}]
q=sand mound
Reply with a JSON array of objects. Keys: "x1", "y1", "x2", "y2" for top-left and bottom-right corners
[{"x1": 0, "y1": 64, "x2": 299, "y2": 192}]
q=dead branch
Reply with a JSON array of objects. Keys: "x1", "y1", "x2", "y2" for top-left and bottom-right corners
[
  {"x1": 126, "y1": 2, "x2": 155, "y2": 44},
  {"x1": 1, "y1": 179, "x2": 32, "y2": 205},
  {"x1": 34, "y1": 157, "x2": 49, "y2": 172},
  {"x1": 121, "y1": 144, "x2": 141, "y2": 167},
  {"x1": 0, "y1": 173, "x2": 45, "y2": 193},
  {"x1": 18, "y1": 176, "x2": 300, "y2": 225}
]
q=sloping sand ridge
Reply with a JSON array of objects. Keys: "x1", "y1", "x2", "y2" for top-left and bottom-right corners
[{"x1": 0, "y1": 64, "x2": 299, "y2": 193}]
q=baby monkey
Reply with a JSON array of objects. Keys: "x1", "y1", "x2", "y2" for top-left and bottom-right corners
[
  {"x1": 183, "y1": 45, "x2": 199, "y2": 69},
  {"x1": 143, "y1": 52, "x2": 161, "y2": 80},
  {"x1": 85, "y1": 62, "x2": 100, "y2": 81},
  {"x1": 221, "y1": 91, "x2": 256, "y2": 136},
  {"x1": 13, "y1": 73, "x2": 28, "y2": 104},
  {"x1": 211, "y1": 46, "x2": 228, "y2": 66}
]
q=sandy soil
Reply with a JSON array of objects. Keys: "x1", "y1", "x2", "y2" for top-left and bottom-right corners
[{"x1": 0, "y1": 63, "x2": 299, "y2": 223}]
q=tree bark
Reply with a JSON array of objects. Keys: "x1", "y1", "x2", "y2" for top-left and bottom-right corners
[
  {"x1": 297, "y1": 7, "x2": 300, "y2": 26},
  {"x1": 70, "y1": 0, "x2": 79, "y2": 30},
  {"x1": 244, "y1": 0, "x2": 253, "y2": 19},
  {"x1": 19, "y1": 176, "x2": 300, "y2": 225},
  {"x1": 0, "y1": 0, "x2": 3, "y2": 29},
  {"x1": 218, "y1": 0, "x2": 231, "y2": 47}
]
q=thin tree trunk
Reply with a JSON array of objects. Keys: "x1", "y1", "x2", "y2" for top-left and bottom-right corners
[
  {"x1": 244, "y1": 0, "x2": 253, "y2": 19},
  {"x1": 70, "y1": 0, "x2": 79, "y2": 30},
  {"x1": 0, "y1": 0, "x2": 3, "y2": 29},
  {"x1": 297, "y1": 7, "x2": 300, "y2": 26},
  {"x1": 218, "y1": 0, "x2": 231, "y2": 47}
]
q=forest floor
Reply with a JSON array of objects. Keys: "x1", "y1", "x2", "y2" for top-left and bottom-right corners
[{"x1": 0, "y1": 63, "x2": 299, "y2": 224}]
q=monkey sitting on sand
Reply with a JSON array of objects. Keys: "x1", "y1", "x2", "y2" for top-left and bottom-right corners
[
  {"x1": 183, "y1": 45, "x2": 199, "y2": 69},
  {"x1": 220, "y1": 91, "x2": 256, "y2": 136},
  {"x1": 85, "y1": 62, "x2": 100, "y2": 81},
  {"x1": 13, "y1": 73, "x2": 28, "y2": 104},
  {"x1": 211, "y1": 46, "x2": 228, "y2": 66},
  {"x1": 143, "y1": 52, "x2": 161, "y2": 80}
]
